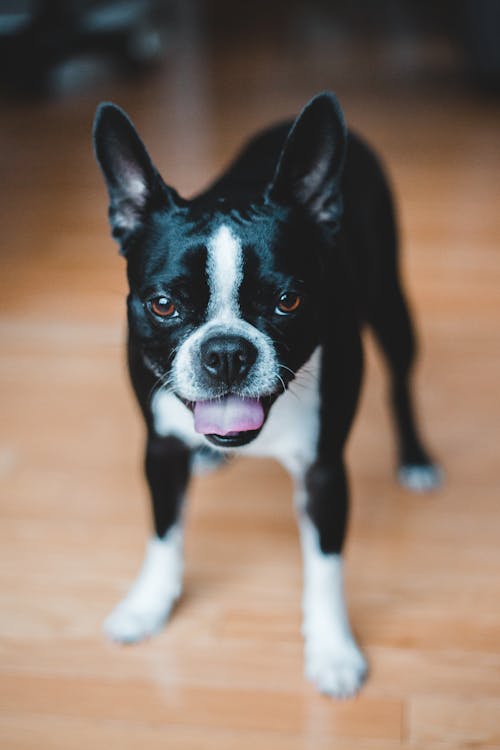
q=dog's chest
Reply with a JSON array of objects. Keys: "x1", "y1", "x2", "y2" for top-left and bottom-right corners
[{"x1": 240, "y1": 346, "x2": 322, "y2": 474}]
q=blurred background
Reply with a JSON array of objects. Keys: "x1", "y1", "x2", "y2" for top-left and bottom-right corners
[
  {"x1": 2, "y1": 0, "x2": 500, "y2": 97},
  {"x1": 1, "y1": 2, "x2": 499, "y2": 749}
]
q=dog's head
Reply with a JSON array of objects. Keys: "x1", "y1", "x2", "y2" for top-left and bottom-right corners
[{"x1": 93, "y1": 93, "x2": 347, "y2": 447}]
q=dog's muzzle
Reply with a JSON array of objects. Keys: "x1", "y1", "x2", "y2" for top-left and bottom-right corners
[
  {"x1": 171, "y1": 321, "x2": 282, "y2": 446},
  {"x1": 190, "y1": 333, "x2": 264, "y2": 441}
]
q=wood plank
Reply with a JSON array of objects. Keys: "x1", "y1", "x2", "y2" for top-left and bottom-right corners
[
  {"x1": 0, "y1": 674, "x2": 402, "y2": 740},
  {"x1": 410, "y1": 696, "x2": 500, "y2": 746},
  {"x1": 0, "y1": 714, "x2": 405, "y2": 750}
]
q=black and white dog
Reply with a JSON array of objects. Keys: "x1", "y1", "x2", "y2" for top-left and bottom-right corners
[{"x1": 93, "y1": 92, "x2": 440, "y2": 698}]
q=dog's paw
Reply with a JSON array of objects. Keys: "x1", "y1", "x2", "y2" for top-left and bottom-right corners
[
  {"x1": 398, "y1": 463, "x2": 442, "y2": 493},
  {"x1": 103, "y1": 596, "x2": 176, "y2": 644},
  {"x1": 305, "y1": 640, "x2": 368, "y2": 699}
]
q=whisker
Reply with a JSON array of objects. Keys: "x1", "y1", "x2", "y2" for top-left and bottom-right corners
[
  {"x1": 276, "y1": 374, "x2": 287, "y2": 395},
  {"x1": 147, "y1": 368, "x2": 176, "y2": 406},
  {"x1": 279, "y1": 363, "x2": 297, "y2": 378}
]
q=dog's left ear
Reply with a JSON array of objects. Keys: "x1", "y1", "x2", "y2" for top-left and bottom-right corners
[{"x1": 268, "y1": 92, "x2": 347, "y2": 229}]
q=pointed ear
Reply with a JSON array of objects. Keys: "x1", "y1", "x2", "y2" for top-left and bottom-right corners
[
  {"x1": 267, "y1": 92, "x2": 347, "y2": 229},
  {"x1": 93, "y1": 103, "x2": 176, "y2": 253}
]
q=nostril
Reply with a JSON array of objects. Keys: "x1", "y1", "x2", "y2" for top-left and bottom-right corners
[
  {"x1": 206, "y1": 351, "x2": 221, "y2": 371},
  {"x1": 240, "y1": 342, "x2": 257, "y2": 369},
  {"x1": 233, "y1": 341, "x2": 257, "y2": 373}
]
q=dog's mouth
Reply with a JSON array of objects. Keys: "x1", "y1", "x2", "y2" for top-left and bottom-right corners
[{"x1": 183, "y1": 394, "x2": 275, "y2": 447}]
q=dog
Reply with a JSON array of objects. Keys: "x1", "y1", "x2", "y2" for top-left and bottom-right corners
[{"x1": 93, "y1": 92, "x2": 441, "y2": 698}]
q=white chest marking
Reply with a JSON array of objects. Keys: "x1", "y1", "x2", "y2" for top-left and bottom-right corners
[
  {"x1": 240, "y1": 346, "x2": 322, "y2": 477},
  {"x1": 206, "y1": 224, "x2": 243, "y2": 321}
]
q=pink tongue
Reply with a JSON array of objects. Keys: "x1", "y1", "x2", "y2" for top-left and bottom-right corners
[{"x1": 193, "y1": 396, "x2": 265, "y2": 436}]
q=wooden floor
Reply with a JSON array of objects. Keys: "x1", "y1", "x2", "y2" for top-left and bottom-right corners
[{"x1": 1, "y1": 19, "x2": 500, "y2": 750}]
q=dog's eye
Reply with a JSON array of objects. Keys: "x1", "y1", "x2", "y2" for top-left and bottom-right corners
[
  {"x1": 276, "y1": 292, "x2": 302, "y2": 315},
  {"x1": 148, "y1": 296, "x2": 178, "y2": 319}
]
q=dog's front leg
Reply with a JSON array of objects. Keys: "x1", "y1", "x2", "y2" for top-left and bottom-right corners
[
  {"x1": 104, "y1": 434, "x2": 190, "y2": 643},
  {"x1": 295, "y1": 459, "x2": 367, "y2": 698}
]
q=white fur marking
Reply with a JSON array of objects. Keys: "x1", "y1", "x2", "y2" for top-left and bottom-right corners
[
  {"x1": 103, "y1": 526, "x2": 184, "y2": 643},
  {"x1": 398, "y1": 464, "x2": 442, "y2": 492},
  {"x1": 152, "y1": 390, "x2": 202, "y2": 447},
  {"x1": 206, "y1": 224, "x2": 243, "y2": 319},
  {"x1": 241, "y1": 347, "x2": 322, "y2": 474},
  {"x1": 170, "y1": 223, "x2": 280, "y2": 403},
  {"x1": 299, "y1": 516, "x2": 367, "y2": 697}
]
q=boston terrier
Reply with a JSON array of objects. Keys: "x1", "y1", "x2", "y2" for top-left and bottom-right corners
[{"x1": 93, "y1": 92, "x2": 441, "y2": 698}]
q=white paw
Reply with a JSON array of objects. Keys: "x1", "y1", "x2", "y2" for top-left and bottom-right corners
[
  {"x1": 398, "y1": 463, "x2": 442, "y2": 492},
  {"x1": 104, "y1": 531, "x2": 184, "y2": 644},
  {"x1": 305, "y1": 640, "x2": 368, "y2": 698},
  {"x1": 103, "y1": 596, "x2": 177, "y2": 644}
]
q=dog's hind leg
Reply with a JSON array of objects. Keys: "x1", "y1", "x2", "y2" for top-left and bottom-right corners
[
  {"x1": 103, "y1": 434, "x2": 190, "y2": 643},
  {"x1": 368, "y1": 280, "x2": 442, "y2": 491},
  {"x1": 345, "y1": 133, "x2": 441, "y2": 491}
]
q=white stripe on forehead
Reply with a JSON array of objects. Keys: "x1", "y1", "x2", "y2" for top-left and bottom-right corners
[{"x1": 206, "y1": 224, "x2": 243, "y2": 320}]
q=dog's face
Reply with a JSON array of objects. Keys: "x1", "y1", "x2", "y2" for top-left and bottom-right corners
[{"x1": 94, "y1": 94, "x2": 346, "y2": 447}]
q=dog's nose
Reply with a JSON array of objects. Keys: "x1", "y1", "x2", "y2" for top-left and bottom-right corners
[{"x1": 200, "y1": 334, "x2": 258, "y2": 387}]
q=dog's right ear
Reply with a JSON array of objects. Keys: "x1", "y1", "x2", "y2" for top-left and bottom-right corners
[{"x1": 93, "y1": 103, "x2": 178, "y2": 253}]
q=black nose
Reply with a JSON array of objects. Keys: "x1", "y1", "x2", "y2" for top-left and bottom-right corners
[{"x1": 200, "y1": 334, "x2": 258, "y2": 387}]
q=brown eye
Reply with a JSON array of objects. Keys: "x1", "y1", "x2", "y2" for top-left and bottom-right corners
[
  {"x1": 276, "y1": 292, "x2": 302, "y2": 315},
  {"x1": 148, "y1": 296, "x2": 177, "y2": 319}
]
